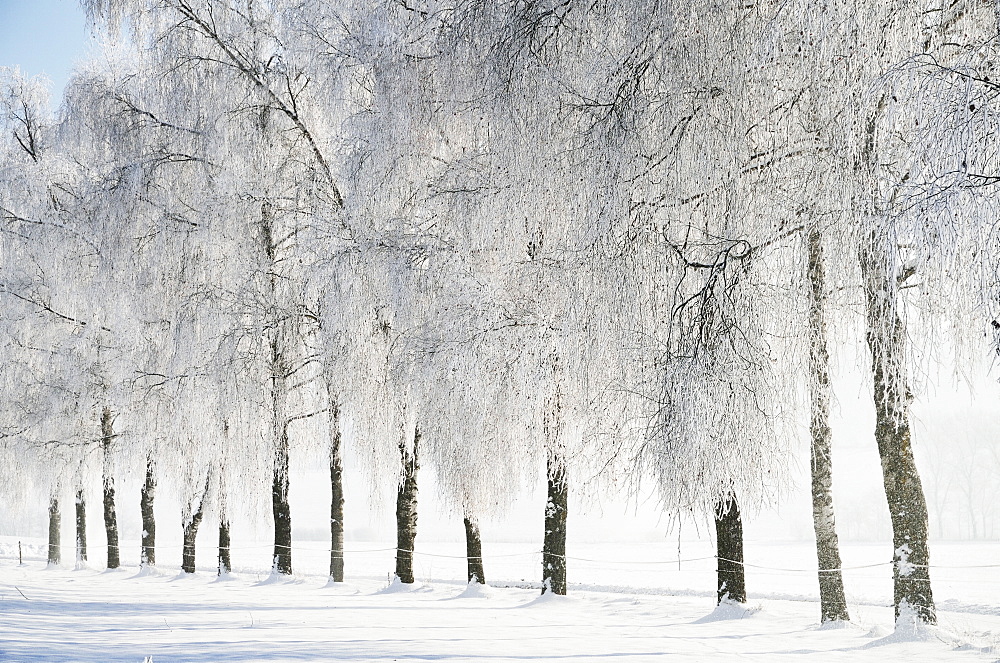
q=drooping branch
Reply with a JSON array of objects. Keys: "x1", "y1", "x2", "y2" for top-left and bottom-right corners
[{"x1": 172, "y1": 0, "x2": 344, "y2": 208}]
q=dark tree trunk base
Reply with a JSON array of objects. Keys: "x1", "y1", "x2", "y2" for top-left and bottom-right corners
[
  {"x1": 47, "y1": 497, "x2": 60, "y2": 566},
  {"x1": 272, "y1": 384, "x2": 293, "y2": 576},
  {"x1": 394, "y1": 428, "x2": 419, "y2": 585},
  {"x1": 715, "y1": 494, "x2": 745, "y2": 604},
  {"x1": 101, "y1": 407, "x2": 120, "y2": 570},
  {"x1": 542, "y1": 452, "x2": 567, "y2": 596},
  {"x1": 270, "y1": 338, "x2": 293, "y2": 576},
  {"x1": 272, "y1": 464, "x2": 292, "y2": 575},
  {"x1": 182, "y1": 479, "x2": 209, "y2": 574},
  {"x1": 182, "y1": 506, "x2": 206, "y2": 574},
  {"x1": 103, "y1": 483, "x2": 120, "y2": 570},
  {"x1": 75, "y1": 490, "x2": 87, "y2": 564},
  {"x1": 140, "y1": 457, "x2": 156, "y2": 567},
  {"x1": 464, "y1": 517, "x2": 485, "y2": 585},
  {"x1": 218, "y1": 520, "x2": 232, "y2": 576},
  {"x1": 330, "y1": 401, "x2": 345, "y2": 583}
]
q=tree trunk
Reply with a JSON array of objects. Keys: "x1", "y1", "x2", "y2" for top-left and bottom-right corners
[
  {"x1": 101, "y1": 407, "x2": 120, "y2": 570},
  {"x1": 271, "y1": 341, "x2": 293, "y2": 576},
  {"x1": 182, "y1": 498, "x2": 207, "y2": 574},
  {"x1": 464, "y1": 516, "x2": 485, "y2": 585},
  {"x1": 75, "y1": 489, "x2": 87, "y2": 564},
  {"x1": 271, "y1": 433, "x2": 292, "y2": 574},
  {"x1": 329, "y1": 399, "x2": 345, "y2": 582},
  {"x1": 47, "y1": 496, "x2": 60, "y2": 566},
  {"x1": 140, "y1": 456, "x2": 156, "y2": 567},
  {"x1": 217, "y1": 460, "x2": 231, "y2": 576},
  {"x1": 860, "y1": 230, "x2": 936, "y2": 624},
  {"x1": 218, "y1": 518, "x2": 232, "y2": 576},
  {"x1": 715, "y1": 494, "x2": 746, "y2": 604},
  {"x1": 542, "y1": 451, "x2": 568, "y2": 595},
  {"x1": 806, "y1": 228, "x2": 850, "y2": 623},
  {"x1": 394, "y1": 427, "x2": 419, "y2": 584}
]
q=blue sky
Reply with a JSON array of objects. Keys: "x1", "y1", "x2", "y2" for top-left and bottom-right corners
[{"x1": 0, "y1": 0, "x2": 91, "y2": 101}]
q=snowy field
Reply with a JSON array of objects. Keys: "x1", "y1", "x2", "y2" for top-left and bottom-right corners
[{"x1": 2, "y1": 537, "x2": 999, "y2": 663}]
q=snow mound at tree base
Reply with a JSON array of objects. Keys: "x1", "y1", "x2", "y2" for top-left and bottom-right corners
[
  {"x1": 694, "y1": 599, "x2": 762, "y2": 623},
  {"x1": 450, "y1": 581, "x2": 493, "y2": 599},
  {"x1": 817, "y1": 619, "x2": 854, "y2": 631},
  {"x1": 255, "y1": 571, "x2": 302, "y2": 586},
  {"x1": 377, "y1": 576, "x2": 425, "y2": 594},
  {"x1": 131, "y1": 564, "x2": 167, "y2": 579},
  {"x1": 100, "y1": 566, "x2": 129, "y2": 575},
  {"x1": 322, "y1": 579, "x2": 362, "y2": 594},
  {"x1": 863, "y1": 606, "x2": 963, "y2": 648},
  {"x1": 520, "y1": 590, "x2": 573, "y2": 608}
]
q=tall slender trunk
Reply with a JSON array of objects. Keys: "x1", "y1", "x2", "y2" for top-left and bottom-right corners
[
  {"x1": 463, "y1": 516, "x2": 485, "y2": 585},
  {"x1": 182, "y1": 483, "x2": 209, "y2": 574},
  {"x1": 218, "y1": 518, "x2": 232, "y2": 576},
  {"x1": 541, "y1": 373, "x2": 568, "y2": 597},
  {"x1": 75, "y1": 489, "x2": 87, "y2": 564},
  {"x1": 140, "y1": 456, "x2": 156, "y2": 566},
  {"x1": 806, "y1": 228, "x2": 850, "y2": 622},
  {"x1": 715, "y1": 493, "x2": 745, "y2": 604},
  {"x1": 860, "y1": 230, "x2": 936, "y2": 624},
  {"x1": 259, "y1": 200, "x2": 294, "y2": 576},
  {"x1": 47, "y1": 496, "x2": 60, "y2": 566},
  {"x1": 394, "y1": 427, "x2": 419, "y2": 584},
  {"x1": 329, "y1": 397, "x2": 345, "y2": 582},
  {"x1": 101, "y1": 407, "x2": 120, "y2": 570},
  {"x1": 541, "y1": 450, "x2": 568, "y2": 595},
  {"x1": 271, "y1": 341, "x2": 293, "y2": 576}
]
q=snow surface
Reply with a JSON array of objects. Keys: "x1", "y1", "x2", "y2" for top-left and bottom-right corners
[{"x1": 2, "y1": 538, "x2": 999, "y2": 662}]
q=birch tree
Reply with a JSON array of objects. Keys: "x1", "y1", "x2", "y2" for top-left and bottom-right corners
[
  {"x1": 81, "y1": 0, "x2": 356, "y2": 577},
  {"x1": 828, "y1": 0, "x2": 997, "y2": 624},
  {"x1": 1, "y1": 68, "x2": 133, "y2": 571}
]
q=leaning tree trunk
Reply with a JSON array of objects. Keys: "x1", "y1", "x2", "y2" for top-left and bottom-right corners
[
  {"x1": 715, "y1": 493, "x2": 746, "y2": 604},
  {"x1": 394, "y1": 427, "x2": 420, "y2": 584},
  {"x1": 329, "y1": 398, "x2": 345, "y2": 582},
  {"x1": 218, "y1": 518, "x2": 232, "y2": 576},
  {"x1": 181, "y1": 484, "x2": 209, "y2": 574},
  {"x1": 140, "y1": 455, "x2": 156, "y2": 567},
  {"x1": 464, "y1": 516, "x2": 485, "y2": 585},
  {"x1": 542, "y1": 450, "x2": 568, "y2": 596},
  {"x1": 860, "y1": 230, "x2": 936, "y2": 624},
  {"x1": 101, "y1": 407, "x2": 120, "y2": 570},
  {"x1": 806, "y1": 228, "x2": 850, "y2": 623},
  {"x1": 271, "y1": 341, "x2": 293, "y2": 576},
  {"x1": 47, "y1": 496, "x2": 61, "y2": 566}
]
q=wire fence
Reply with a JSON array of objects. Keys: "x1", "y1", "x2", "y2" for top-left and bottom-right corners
[
  {"x1": 8, "y1": 537, "x2": 1000, "y2": 615},
  {"x1": 8, "y1": 539, "x2": 1000, "y2": 573}
]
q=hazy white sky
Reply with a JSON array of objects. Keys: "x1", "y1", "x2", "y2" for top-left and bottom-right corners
[{"x1": 0, "y1": 0, "x2": 90, "y2": 100}]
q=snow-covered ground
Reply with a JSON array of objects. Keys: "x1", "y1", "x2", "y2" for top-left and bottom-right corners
[{"x1": 2, "y1": 537, "x2": 998, "y2": 663}]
